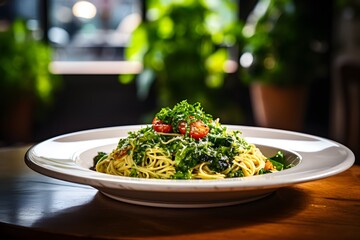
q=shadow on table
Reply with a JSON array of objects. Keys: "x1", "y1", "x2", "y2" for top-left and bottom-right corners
[{"x1": 23, "y1": 186, "x2": 309, "y2": 239}]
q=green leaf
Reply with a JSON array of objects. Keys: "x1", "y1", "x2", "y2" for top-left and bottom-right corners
[
  {"x1": 269, "y1": 151, "x2": 286, "y2": 165},
  {"x1": 268, "y1": 151, "x2": 287, "y2": 171},
  {"x1": 118, "y1": 74, "x2": 135, "y2": 84},
  {"x1": 205, "y1": 48, "x2": 227, "y2": 73},
  {"x1": 125, "y1": 25, "x2": 149, "y2": 61}
]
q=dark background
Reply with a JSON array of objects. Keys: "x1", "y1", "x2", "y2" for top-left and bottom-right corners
[{"x1": 0, "y1": 0, "x2": 358, "y2": 161}]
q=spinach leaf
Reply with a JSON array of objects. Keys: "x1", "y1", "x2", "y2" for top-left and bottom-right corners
[
  {"x1": 268, "y1": 151, "x2": 288, "y2": 171},
  {"x1": 93, "y1": 152, "x2": 108, "y2": 166}
]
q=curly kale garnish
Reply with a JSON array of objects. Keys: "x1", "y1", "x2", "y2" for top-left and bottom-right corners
[{"x1": 155, "y1": 100, "x2": 213, "y2": 133}]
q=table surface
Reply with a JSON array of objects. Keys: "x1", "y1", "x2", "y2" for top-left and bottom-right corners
[{"x1": 0, "y1": 145, "x2": 359, "y2": 240}]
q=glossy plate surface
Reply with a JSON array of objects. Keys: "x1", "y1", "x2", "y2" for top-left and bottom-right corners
[{"x1": 25, "y1": 125, "x2": 355, "y2": 208}]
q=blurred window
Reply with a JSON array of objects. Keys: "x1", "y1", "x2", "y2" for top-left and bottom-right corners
[
  {"x1": 1, "y1": 0, "x2": 143, "y2": 74},
  {"x1": 48, "y1": 0, "x2": 142, "y2": 62}
]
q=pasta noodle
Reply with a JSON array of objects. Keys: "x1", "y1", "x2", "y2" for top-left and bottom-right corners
[
  {"x1": 93, "y1": 100, "x2": 289, "y2": 179},
  {"x1": 95, "y1": 133, "x2": 275, "y2": 179}
]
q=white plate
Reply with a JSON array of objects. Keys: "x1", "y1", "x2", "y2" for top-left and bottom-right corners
[{"x1": 25, "y1": 125, "x2": 355, "y2": 208}]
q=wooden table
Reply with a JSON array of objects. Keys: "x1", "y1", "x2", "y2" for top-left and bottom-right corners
[{"x1": 0, "y1": 145, "x2": 359, "y2": 240}]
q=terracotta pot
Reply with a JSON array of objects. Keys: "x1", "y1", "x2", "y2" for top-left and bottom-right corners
[
  {"x1": 1, "y1": 95, "x2": 35, "y2": 143},
  {"x1": 250, "y1": 83, "x2": 308, "y2": 131}
]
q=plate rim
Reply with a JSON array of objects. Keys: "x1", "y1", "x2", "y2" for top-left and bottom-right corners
[{"x1": 24, "y1": 124, "x2": 355, "y2": 193}]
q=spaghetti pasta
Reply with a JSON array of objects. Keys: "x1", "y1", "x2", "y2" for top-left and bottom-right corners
[{"x1": 93, "y1": 100, "x2": 290, "y2": 179}]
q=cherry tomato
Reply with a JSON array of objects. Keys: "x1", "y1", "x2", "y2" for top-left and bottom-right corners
[
  {"x1": 152, "y1": 118, "x2": 172, "y2": 133},
  {"x1": 189, "y1": 120, "x2": 209, "y2": 139},
  {"x1": 178, "y1": 120, "x2": 209, "y2": 139},
  {"x1": 178, "y1": 121, "x2": 187, "y2": 135},
  {"x1": 264, "y1": 160, "x2": 274, "y2": 171}
]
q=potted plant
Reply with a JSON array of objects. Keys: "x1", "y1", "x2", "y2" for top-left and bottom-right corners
[
  {"x1": 239, "y1": 0, "x2": 327, "y2": 131},
  {"x1": 0, "y1": 19, "x2": 61, "y2": 143},
  {"x1": 119, "y1": 0, "x2": 244, "y2": 122}
]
